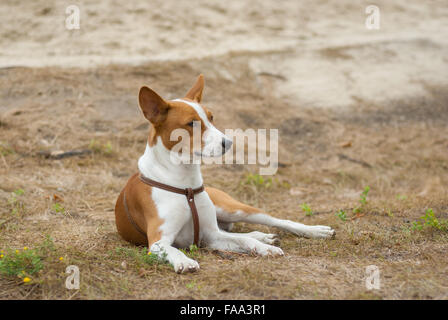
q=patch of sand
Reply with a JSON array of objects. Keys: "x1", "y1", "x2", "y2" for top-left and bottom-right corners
[{"x1": 1, "y1": 0, "x2": 447, "y2": 109}]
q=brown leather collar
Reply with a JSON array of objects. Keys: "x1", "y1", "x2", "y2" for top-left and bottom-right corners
[{"x1": 124, "y1": 174, "x2": 204, "y2": 246}]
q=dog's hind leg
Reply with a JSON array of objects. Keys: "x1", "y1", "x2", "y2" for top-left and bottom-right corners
[
  {"x1": 206, "y1": 187, "x2": 335, "y2": 239},
  {"x1": 217, "y1": 220, "x2": 277, "y2": 244},
  {"x1": 217, "y1": 221, "x2": 234, "y2": 232}
]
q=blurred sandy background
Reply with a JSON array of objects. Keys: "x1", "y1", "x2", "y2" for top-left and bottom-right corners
[
  {"x1": 1, "y1": 0, "x2": 448, "y2": 299},
  {"x1": 1, "y1": 0, "x2": 448, "y2": 109}
]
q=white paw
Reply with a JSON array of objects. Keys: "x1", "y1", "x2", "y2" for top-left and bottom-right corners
[
  {"x1": 247, "y1": 231, "x2": 278, "y2": 244},
  {"x1": 173, "y1": 257, "x2": 200, "y2": 274},
  {"x1": 267, "y1": 245, "x2": 284, "y2": 256},
  {"x1": 261, "y1": 234, "x2": 278, "y2": 245},
  {"x1": 253, "y1": 243, "x2": 284, "y2": 257},
  {"x1": 303, "y1": 225, "x2": 336, "y2": 239}
]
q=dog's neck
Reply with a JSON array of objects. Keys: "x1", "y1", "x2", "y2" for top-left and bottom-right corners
[{"x1": 138, "y1": 137, "x2": 203, "y2": 189}]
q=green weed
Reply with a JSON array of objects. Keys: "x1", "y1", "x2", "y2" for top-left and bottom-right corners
[
  {"x1": 179, "y1": 244, "x2": 200, "y2": 259},
  {"x1": 0, "y1": 142, "x2": 14, "y2": 156},
  {"x1": 186, "y1": 280, "x2": 201, "y2": 290},
  {"x1": 89, "y1": 139, "x2": 113, "y2": 155},
  {"x1": 353, "y1": 186, "x2": 370, "y2": 214},
  {"x1": 410, "y1": 208, "x2": 448, "y2": 232},
  {"x1": 300, "y1": 203, "x2": 313, "y2": 216},
  {"x1": 7, "y1": 189, "x2": 26, "y2": 216},
  {"x1": 0, "y1": 236, "x2": 57, "y2": 283},
  {"x1": 113, "y1": 247, "x2": 168, "y2": 267},
  {"x1": 0, "y1": 247, "x2": 43, "y2": 279},
  {"x1": 335, "y1": 210, "x2": 347, "y2": 221},
  {"x1": 51, "y1": 203, "x2": 65, "y2": 214},
  {"x1": 242, "y1": 173, "x2": 272, "y2": 189}
]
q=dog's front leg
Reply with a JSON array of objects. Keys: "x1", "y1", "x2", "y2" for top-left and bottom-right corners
[
  {"x1": 205, "y1": 230, "x2": 284, "y2": 256},
  {"x1": 150, "y1": 239, "x2": 199, "y2": 273}
]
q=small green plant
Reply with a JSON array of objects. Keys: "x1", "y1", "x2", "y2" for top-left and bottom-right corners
[
  {"x1": 114, "y1": 247, "x2": 168, "y2": 266},
  {"x1": 0, "y1": 247, "x2": 43, "y2": 278},
  {"x1": 411, "y1": 208, "x2": 448, "y2": 232},
  {"x1": 88, "y1": 139, "x2": 101, "y2": 152},
  {"x1": 37, "y1": 235, "x2": 56, "y2": 255},
  {"x1": 242, "y1": 173, "x2": 272, "y2": 189},
  {"x1": 279, "y1": 181, "x2": 291, "y2": 189},
  {"x1": 396, "y1": 194, "x2": 407, "y2": 201},
  {"x1": 52, "y1": 203, "x2": 65, "y2": 214},
  {"x1": 14, "y1": 189, "x2": 25, "y2": 196},
  {"x1": 0, "y1": 142, "x2": 14, "y2": 156},
  {"x1": 186, "y1": 280, "x2": 201, "y2": 290},
  {"x1": 104, "y1": 141, "x2": 113, "y2": 154},
  {"x1": 353, "y1": 186, "x2": 370, "y2": 214},
  {"x1": 179, "y1": 244, "x2": 200, "y2": 259},
  {"x1": 89, "y1": 139, "x2": 113, "y2": 155},
  {"x1": 359, "y1": 186, "x2": 370, "y2": 205},
  {"x1": 300, "y1": 203, "x2": 313, "y2": 216},
  {"x1": 8, "y1": 189, "x2": 26, "y2": 215},
  {"x1": 335, "y1": 210, "x2": 347, "y2": 221},
  {"x1": 0, "y1": 236, "x2": 57, "y2": 283}
]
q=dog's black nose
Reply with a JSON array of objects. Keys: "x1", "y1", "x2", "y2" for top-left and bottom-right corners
[{"x1": 222, "y1": 138, "x2": 233, "y2": 150}]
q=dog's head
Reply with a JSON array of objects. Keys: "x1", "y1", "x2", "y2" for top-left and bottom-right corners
[{"x1": 138, "y1": 75, "x2": 232, "y2": 160}]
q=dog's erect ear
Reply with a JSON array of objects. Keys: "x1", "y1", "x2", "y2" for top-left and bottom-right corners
[
  {"x1": 138, "y1": 86, "x2": 170, "y2": 125},
  {"x1": 184, "y1": 74, "x2": 204, "y2": 103}
]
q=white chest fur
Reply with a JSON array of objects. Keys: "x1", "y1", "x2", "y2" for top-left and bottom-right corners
[
  {"x1": 151, "y1": 188, "x2": 218, "y2": 248},
  {"x1": 138, "y1": 140, "x2": 219, "y2": 248}
]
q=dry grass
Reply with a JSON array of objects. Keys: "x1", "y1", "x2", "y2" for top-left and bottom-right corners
[{"x1": 1, "y1": 59, "x2": 448, "y2": 299}]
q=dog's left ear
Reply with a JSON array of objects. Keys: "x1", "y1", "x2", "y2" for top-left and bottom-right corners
[
  {"x1": 184, "y1": 74, "x2": 204, "y2": 103},
  {"x1": 138, "y1": 86, "x2": 170, "y2": 125}
]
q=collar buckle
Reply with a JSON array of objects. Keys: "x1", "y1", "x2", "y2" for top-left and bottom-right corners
[{"x1": 186, "y1": 187, "x2": 194, "y2": 201}]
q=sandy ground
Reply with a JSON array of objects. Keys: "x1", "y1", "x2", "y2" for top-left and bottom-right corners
[
  {"x1": 1, "y1": 0, "x2": 448, "y2": 110},
  {"x1": 0, "y1": 0, "x2": 448, "y2": 299}
]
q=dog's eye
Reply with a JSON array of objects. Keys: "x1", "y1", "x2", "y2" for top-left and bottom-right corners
[
  {"x1": 187, "y1": 121, "x2": 194, "y2": 127},
  {"x1": 210, "y1": 115, "x2": 214, "y2": 121}
]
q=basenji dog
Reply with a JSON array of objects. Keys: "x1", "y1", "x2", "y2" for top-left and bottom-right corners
[{"x1": 115, "y1": 75, "x2": 335, "y2": 273}]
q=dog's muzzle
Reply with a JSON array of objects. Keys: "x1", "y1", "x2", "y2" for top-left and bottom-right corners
[{"x1": 222, "y1": 138, "x2": 233, "y2": 153}]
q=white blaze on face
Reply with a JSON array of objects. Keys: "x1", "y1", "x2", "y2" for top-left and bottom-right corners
[{"x1": 173, "y1": 99, "x2": 231, "y2": 157}]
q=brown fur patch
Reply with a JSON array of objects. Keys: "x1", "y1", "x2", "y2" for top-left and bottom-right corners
[
  {"x1": 147, "y1": 99, "x2": 214, "y2": 158},
  {"x1": 115, "y1": 173, "x2": 164, "y2": 247},
  {"x1": 206, "y1": 186, "x2": 260, "y2": 214}
]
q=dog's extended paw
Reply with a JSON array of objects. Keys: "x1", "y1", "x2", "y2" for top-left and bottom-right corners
[
  {"x1": 267, "y1": 245, "x2": 284, "y2": 256},
  {"x1": 303, "y1": 225, "x2": 336, "y2": 239},
  {"x1": 253, "y1": 244, "x2": 284, "y2": 257},
  {"x1": 247, "y1": 231, "x2": 279, "y2": 245},
  {"x1": 173, "y1": 257, "x2": 200, "y2": 274},
  {"x1": 261, "y1": 233, "x2": 280, "y2": 245}
]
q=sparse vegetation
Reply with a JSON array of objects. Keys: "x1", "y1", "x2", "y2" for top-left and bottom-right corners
[
  {"x1": 179, "y1": 244, "x2": 200, "y2": 259},
  {"x1": 112, "y1": 247, "x2": 168, "y2": 267},
  {"x1": 0, "y1": 141, "x2": 14, "y2": 156},
  {"x1": 0, "y1": 236, "x2": 56, "y2": 283},
  {"x1": 51, "y1": 203, "x2": 65, "y2": 215},
  {"x1": 7, "y1": 189, "x2": 26, "y2": 216},
  {"x1": 0, "y1": 247, "x2": 43, "y2": 279},
  {"x1": 88, "y1": 139, "x2": 114, "y2": 156},
  {"x1": 335, "y1": 209, "x2": 347, "y2": 221},
  {"x1": 186, "y1": 280, "x2": 201, "y2": 290},
  {"x1": 386, "y1": 209, "x2": 394, "y2": 217},
  {"x1": 300, "y1": 203, "x2": 313, "y2": 216},
  {"x1": 242, "y1": 173, "x2": 272, "y2": 189},
  {"x1": 353, "y1": 186, "x2": 370, "y2": 215},
  {"x1": 410, "y1": 208, "x2": 448, "y2": 232}
]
